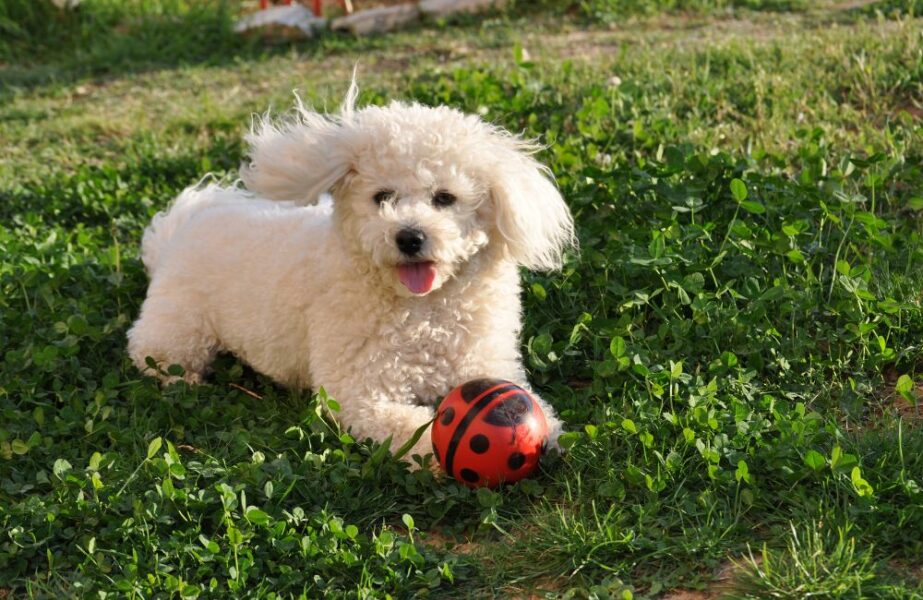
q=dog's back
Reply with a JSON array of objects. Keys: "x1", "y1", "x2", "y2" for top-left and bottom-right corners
[{"x1": 141, "y1": 183, "x2": 254, "y2": 276}]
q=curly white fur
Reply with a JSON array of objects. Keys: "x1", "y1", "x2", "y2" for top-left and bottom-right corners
[{"x1": 127, "y1": 83, "x2": 576, "y2": 461}]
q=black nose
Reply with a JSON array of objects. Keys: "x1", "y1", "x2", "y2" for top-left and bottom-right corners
[{"x1": 396, "y1": 228, "x2": 426, "y2": 256}]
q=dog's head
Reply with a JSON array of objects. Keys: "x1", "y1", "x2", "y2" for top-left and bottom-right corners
[{"x1": 241, "y1": 83, "x2": 575, "y2": 297}]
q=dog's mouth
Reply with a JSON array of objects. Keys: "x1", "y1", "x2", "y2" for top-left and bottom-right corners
[{"x1": 397, "y1": 261, "x2": 437, "y2": 295}]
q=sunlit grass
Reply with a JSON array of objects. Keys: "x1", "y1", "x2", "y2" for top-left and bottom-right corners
[{"x1": 1, "y1": 1, "x2": 921, "y2": 597}]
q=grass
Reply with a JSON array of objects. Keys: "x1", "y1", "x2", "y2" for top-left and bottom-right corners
[
  {"x1": 0, "y1": 0, "x2": 242, "y2": 68},
  {"x1": 1, "y1": 0, "x2": 922, "y2": 597}
]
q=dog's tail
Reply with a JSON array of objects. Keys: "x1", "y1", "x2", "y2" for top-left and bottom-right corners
[{"x1": 141, "y1": 182, "x2": 250, "y2": 276}]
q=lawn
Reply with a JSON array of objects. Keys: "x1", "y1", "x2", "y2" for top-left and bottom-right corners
[{"x1": 1, "y1": 0, "x2": 922, "y2": 597}]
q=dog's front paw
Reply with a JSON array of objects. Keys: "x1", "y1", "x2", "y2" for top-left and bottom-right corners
[
  {"x1": 400, "y1": 424, "x2": 435, "y2": 471},
  {"x1": 545, "y1": 418, "x2": 565, "y2": 453},
  {"x1": 135, "y1": 358, "x2": 204, "y2": 387},
  {"x1": 162, "y1": 371, "x2": 205, "y2": 386}
]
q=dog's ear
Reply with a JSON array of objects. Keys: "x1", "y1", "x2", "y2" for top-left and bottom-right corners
[
  {"x1": 486, "y1": 137, "x2": 576, "y2": 271},
  {"x1": 240, "y1": 85, "x2": 359, "y2": 205}
]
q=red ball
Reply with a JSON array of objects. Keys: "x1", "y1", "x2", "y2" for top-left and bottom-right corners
[{"x1": 431, "y1": 379, "x2": 549, "y2": 488}]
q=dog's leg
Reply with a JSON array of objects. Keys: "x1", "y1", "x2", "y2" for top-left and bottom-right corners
[
  {"x1": 127, "y1": 294, "x2": 218, "y2": 384},
  {"x1": 328, "y1": 388, "x2": 435, "y2": 464},
  {"x1": 522, "y1": 390, "x2": 564, "y2": 450}
]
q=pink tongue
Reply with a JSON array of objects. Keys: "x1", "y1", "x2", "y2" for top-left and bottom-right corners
[{"x1": 397, "y1": 262, "x2": 437, "y2": 294}]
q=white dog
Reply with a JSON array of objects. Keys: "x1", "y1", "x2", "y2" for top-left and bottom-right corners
[{"x1": 127, "y1": 83, "x2": 575, "y2": 462}]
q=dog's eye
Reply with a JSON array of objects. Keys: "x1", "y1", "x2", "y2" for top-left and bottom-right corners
[
  {"x1": 432, "y1": 190, "x2": 457, "y2": 208},
  {"x1": 373, "y1": 190, "x2": 395, "y2": 205}
]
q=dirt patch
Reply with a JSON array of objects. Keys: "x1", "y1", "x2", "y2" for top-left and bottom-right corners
[
  {"x1": 661, "y1": 558, "x2": 751, "y2": 600},
  {"x1": 828, "y1": 0, "x2": 882, "y2": 10},
  {"x1": 417, "y1": 529, "x2": 481, "y2": 555},
  {"x1": 881, "y1": 367, "x2": 923, "y2": 423},
  {"x1": 661, "y1": 591, "x2": 714, "y2": 600},
  {"x1": 505, "y1": 575, "x2": 572, "y2": 599},
  {"x1": 893, "y1": 393, "x2": 923, "y2": 422},
  {"x1": 894, "y1": 100, "x2": 923, "y2": 121},
  {"x1": 523, "y1": 13, "x2": 807, "y2": 63},
  {"x1": 889, "y1": 559, "x2": 923, "y2": 583}
]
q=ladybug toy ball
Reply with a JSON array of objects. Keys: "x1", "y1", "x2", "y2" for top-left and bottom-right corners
[{"x1": 431, "y1": 379, "x2": 549, "y2": 488}]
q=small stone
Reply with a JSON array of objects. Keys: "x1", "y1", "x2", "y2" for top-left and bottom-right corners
[
  {"x1": 419, "y1": 0, "x2": 507, "y2": 18},
  {"x1": 234, "y1": 5, "x2": 327, "y2": 38},
  {"x1": 331, "y1": 4, "x2": 420, "y2": 36}
]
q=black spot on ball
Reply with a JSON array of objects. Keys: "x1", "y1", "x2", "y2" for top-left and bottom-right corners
[
  {"x1": 460, "y1": 378, "x2": 508, "y2": 403},
  {"x1": 440, "y1": 407, "x2": 455, "y2": 426},
  {"x1": 469, "y1": 434, "x2": 490, "y2": 454},
  {"x1": 484, "y1": 394, "x2": 533, "y2": 426},
  {"x1": 460, "y1": 468, "x2": 479, "y2": 483},
  {"x1": 433, "y1": 445, "x2": 441, "y2": 464},
  {"x1": 508, "y1": 452, "x2": 526, "y2": 470}
]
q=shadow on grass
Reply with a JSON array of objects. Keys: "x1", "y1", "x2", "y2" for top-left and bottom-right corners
[
  {"x1": 0, "y1": 0, "x2": 510, "y2": 96},
  {"x1": 1, "y1": 1, "x2": 306, "y2": 93},
  {"x1": 0, "y1": 133, "x2": 243, "y2": 231}
]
